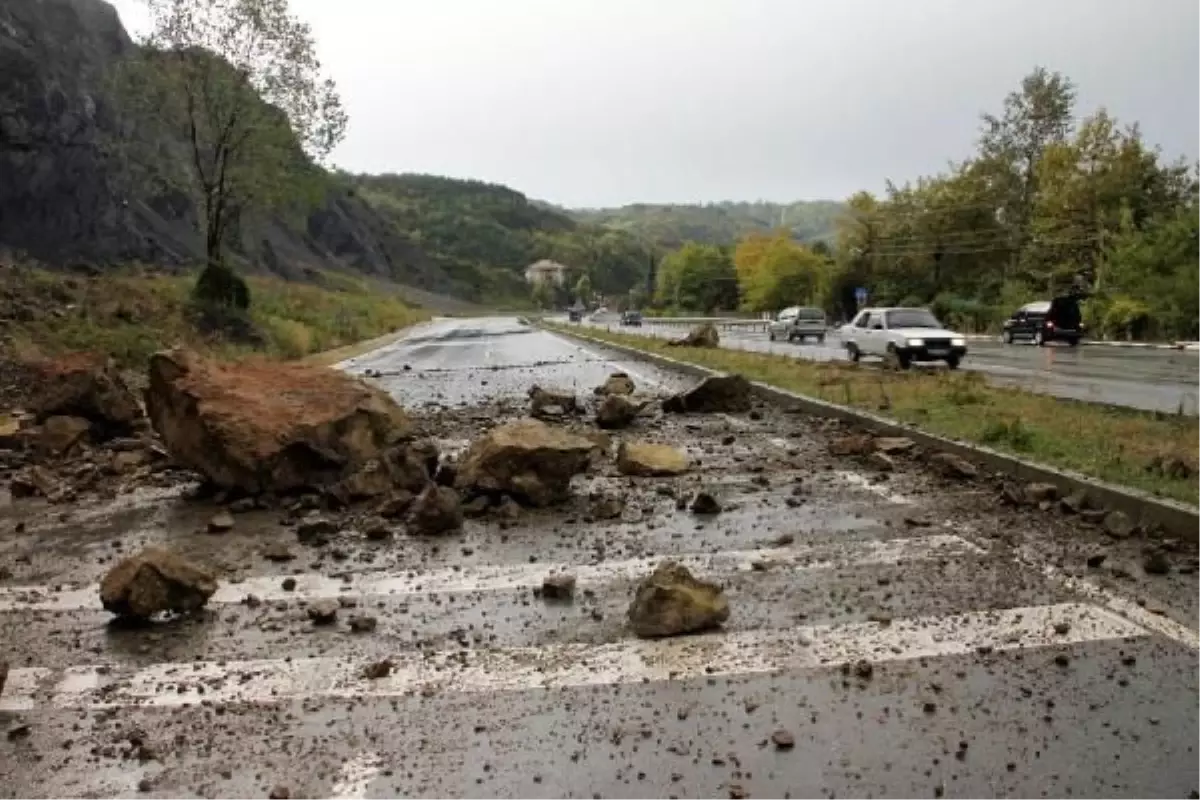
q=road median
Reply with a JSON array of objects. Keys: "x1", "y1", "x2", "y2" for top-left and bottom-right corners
[{"x1": 543, "y1": 322, "x2": 1199, "y2": 536}]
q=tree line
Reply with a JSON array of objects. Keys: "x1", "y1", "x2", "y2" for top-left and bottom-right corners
[{"x1": 644, "y1": 68, "x2": 1198, "y2": 340}]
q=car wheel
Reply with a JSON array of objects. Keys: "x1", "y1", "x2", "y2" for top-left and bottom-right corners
[
  {"x1": 1002, "y1": 330, "x2": 1013, "y2": 344},
  {"x1": 886, "y1": 345, "x2": 911, "y2": 370},
  {"x1": 847, "y1": 343, "x2": 861, "y2": 363},
  {"x1": 946, "y1": 355, "x2": 961, "y2": 370},
  {"x1": 1034, "y1": 330, "x2": 1045, "y2": 347},
  {"x1": 1068, "y1": 337, "x2": 1080, "y2": 348}
]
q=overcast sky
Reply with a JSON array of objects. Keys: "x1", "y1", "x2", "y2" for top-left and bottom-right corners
[{"x1": 109, "y1": 0, "x2": 1198, "y2": 208}]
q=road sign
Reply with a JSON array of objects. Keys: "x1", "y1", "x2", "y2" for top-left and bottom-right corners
[{"x1": 855, "y1": 287, "x2": 868, "y2": 304}]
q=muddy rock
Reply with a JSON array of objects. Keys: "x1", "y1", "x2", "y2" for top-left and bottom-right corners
[
  {"x1": 99, "y1": 547, "x2": 217, "y2": 619},
  {"x1": 9, "y1": 464, "x2": 58, "y2": 499},
  {"x1": 307, "y1": 600, "x2": 339, "y2": 625},
  {"x1": 407, "y1": 484, "x2": 463, "y2": 535},
  {"x1": 331, "y1": 458, "x2": 398, "y2": 503},
  {"x1": 829, "y1": 434, "x2": 874, "y2": 457},
  {"x1": 461, "y1": 495, "x2": 492, "y2": 519},
  {"x1": 1104, "y1": 510, "x2": 1137, "y2": 539},
  {"x1": 662, "y1": 374, "x2": 752, "y2": 414},
  {"x1": 207, "y1": 512, "x2": 235, "y2": 534},
  {"x1": 667, "y1": 322, "x2": 719, "y2": 348},
  {"x1": 595, "y1": 372, "x2": 635, "y2": 396},
  {"x1": 617, "y1": 441, "x2": 689, "y2": 477},
  {"x1": 261, "y1": 542, "x2": 295, "y2": 561},
  {"x1": 928, "y1": 452, "x2": 978, "y2": 480},
  {"x1": 349, "y1": 615, "x2": 378, "y2": 633},
  {"x1": 628, "y1": 561, "x2": 730, "y2": 638},
  {"x1": 874, "y1": 436, "x2": 915, "y2": 455},
  {"x1": 1060, "y1": 490, "x2": 1090, "y2": 514},
  {"x1": 1143, "y1": 549, "x2": 1170, "y2": 575},
  {"x1": 540, "y1": 573, "x2": 576, "y2": 601},
  {"x1": 31, "y1": 353, "x2": 142, "y2": 436},
  {"x1": 295, "y1": 514, "x2": 338, "y2": 544},
  {"x1": 595, "y1": 395, "x2": 642, "y2": 430},
  {"x1": 589, "y1": 492, "x2": 626, "y2": 520},
  {"x1": 689, "y1": 490, "x2": 722, "y2": 515},
  {"x1": 455, "y1": 419, "x2": 593, "y2": 507},
  {"x1": 1023, "y1": 482, "x2": 1059, "y2": 504},
  {"x1": 144, "y1": 348, "x2": 413, "y2": 495},
  {"x1": 376, "y1": 489, "x2": 416, "y2": 520},
  {"x1": 867, "y1": 452, "x2": 895, "y2": 472},
  {"x1": 528, "y1": 385, "x2": 579, "y2": 420},
  {"x1": 110, "y1": 449, "x2": 150, "y2": 474},
  {"x1": 39, "y1": 415, "x2": 91, "y2": 456}
]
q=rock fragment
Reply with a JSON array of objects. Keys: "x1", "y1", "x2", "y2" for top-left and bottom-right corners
[
  {"x1": 407, "y1": 484, "x2": 463, "y2": 535},
  {"x1": 662, "y1": 374, "x2": 752, "y2": 414},
  {"x1": 666, "y1": 322, "x2": 719, "y2": 348},
  {"x1": 928, "y1": 452, "x2": 978, "y2": 480},
  {"x1": 628, "y1": 561, "x2": 729, "y2": 638},
  {"x1": 99, "y1": 547, "x2": 217, "y2": 619},
  {"x1": 688, "y1": 490, "x2": 722, "y2": 515},
  {"x1": 617, "y1": 441, "x2": 689, "y2": 477},
  {"x1": 595, "y1": 395, "x2": 642, "y2": 430},
  {"x1": 595, "y1": 373, "x2": 635, "y2": 396},
  {"x1": 207, "y1": 512, "x2": 235, "y2": 534},
  {"x1": 540, "y1": 573, "x2": 577, "y2": 601},
  {"x1": 455, "y1": 419, "x2": 594, "y2": 507}
]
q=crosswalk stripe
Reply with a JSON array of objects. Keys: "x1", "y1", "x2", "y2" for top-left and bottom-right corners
[
  {"x1": 0, "y1": 602, "x2": 1147, "y2": 712},
  {"x1": 0, "y1": 534, "x2": 983, "y2": 613}
]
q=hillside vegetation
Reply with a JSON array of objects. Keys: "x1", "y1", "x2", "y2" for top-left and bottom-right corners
[{"x1": 571, "y1": 201, "x2": 844, "y2": 249}]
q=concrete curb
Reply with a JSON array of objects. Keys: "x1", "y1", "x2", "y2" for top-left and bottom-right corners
[{"x1": 546, "y1": 324, "x2": 1199, "y2": 541}]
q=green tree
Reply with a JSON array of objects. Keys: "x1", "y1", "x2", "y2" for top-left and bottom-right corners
[
  {"x1": 530, "y1": 280, "x2": 555, "y2": 310},
  {"x1": 120, "y1": 0, "x2": 348, "y2": 309},
  {"x1": 655, "y1": 243, "x2": 738, "y2": 312},
  {"x1": 574, "y1": 273, "x2": 593, "y2": 305}
]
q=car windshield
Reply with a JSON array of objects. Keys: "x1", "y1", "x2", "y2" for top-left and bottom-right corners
[
  {"x1": 796, "y1": 309, "x2": 824, "y2": 320},
  {"x1": 886, "y1": 309, "x2": 943, "y2": 329}
]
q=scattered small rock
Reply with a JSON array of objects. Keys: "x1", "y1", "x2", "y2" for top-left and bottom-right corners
[
  {"x1": 1060, "y1": 490, "x2": 1090, "y2": 514},
  {"x1": 867, "y1": 451, "x2": 895, "y2": 472},
  {"x1": 770, "y1": 534, "x2": 795, "y2": 546},
  {"x1": 1103, "y1": 510, "x2": 1137, "y2": 540},
  {"x1": 407, "y1": 484, "x2": 464, "y2": 535},
  {"x1": 261, "y1": 542, "x2": 294, "y2": 562},
  {"x1": 307, "y1": 600, "x2": 339, "y2": 626},
  {"x1": 1085, "y1": 552, "x2": 1108, "y2": 569},
  {"x1": 595, "y1": 373, "x2": 635, "y2": 396},
  {"x1": 363, "y1": 659, "x2": 393, "y2": 679},
  {"x1": 828, "y1": 435, "x2": 873, "y2": 457},
  {"x1": 595, "y1": 395, "x2": 642, "y2": 430},
  {"x1": 296, "y1": 515, "x2": 338, "y2": 544},
  {"x1": 1053, "y1": 621, "x2": 1071, "y2": 635},
  {"x1": 363, "y1": 519, "x2": 392, "y2": 541},
  {"x1": 873, "y1": 436, "x2": 915, "y2": 455},
  {"x1": 281, "y1": 577, "x2": 297, "y2": 592},
  {"x1": 689, "y1": 490, "x2": 722, "y2": 515},
  {"x1": 1023, "y1": 482, "x2": 1059, "y2": 504},
  {"x1": 1143, "y1": 549, "x2": 1171, "y2": 575},
  {"x1": 589, "y1": 493, "x2": 626, "y2": 520},
  {"x1": 268, "y1": 785, "x2": 290, "y2": 799},
  {"x1": 617, "y1": 441, "x2": 689, "y2": 477},
  {"x1": 928, "y1": 452, "x2": 977, "y2": 480},
  {"x1": 349, "y1": 615, "x2": 378, "y2": 633},
  {"x1": 540, "y1": 573, "x2": 577, "y2": 601},
  {"x1": 99, "y1": 547, "x2": 217, "y2": 620},
  {"x1": 207, "y1": 511, "x2": 235, "y2": 534},
  {"x1": 770, "y1": 729, "x2": 795, "y2": 750}
]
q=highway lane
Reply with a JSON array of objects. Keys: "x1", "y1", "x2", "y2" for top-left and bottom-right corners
[
  {"x1": 580, "y1": 316, "x2": 1200, "y2": 415},
  {"x1": 1, "y1": 316, "x2": 1196, "y2": 798}
]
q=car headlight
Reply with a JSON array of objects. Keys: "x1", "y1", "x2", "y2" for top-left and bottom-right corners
[
  {"x1": 906, "y1": 338, "x2": 925, "y2": 347},
  {"x1": 951, "y1": 337, "x2": 965, "y2": 347}
]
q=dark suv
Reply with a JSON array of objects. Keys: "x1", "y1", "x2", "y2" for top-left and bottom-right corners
[
  {"x1": 1002, "y1": 296, "x2": 1084, "y2": 346},
  {"x1": 621, "y1": 310, "x2": 643, "y2": 326}
]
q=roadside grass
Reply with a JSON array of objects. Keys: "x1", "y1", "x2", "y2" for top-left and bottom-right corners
[
  {"x1": 2, "y1": 266, "x2": 429, "y2": 369},
  {"x1": 546, "y1": 323, "x2": 1200, "y2": 506}
]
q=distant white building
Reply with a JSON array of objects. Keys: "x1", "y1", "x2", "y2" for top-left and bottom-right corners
[{"x1": 524, "y1": 259, "x2": 568, "y2": 286}]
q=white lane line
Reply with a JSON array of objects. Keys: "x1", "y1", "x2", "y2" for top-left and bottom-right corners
[
  {"x1": 542, "y1": 330, "x2": 665, "y2": 390},
  {"x1": 1018, "y1": 548, "x2": 1200, "y2": 652},
  {"x1": 836, "y1": 470, "x2": 914, "y2": 505},
  {"x1": 0, "y1": 602, "x2": 1146, "y2": 712},
  {"x1": 331, "y1": 751, "x2": 382, "y2": 800},
  {"x1": 0, "y1": 534, "x2": 982, "y2": 613}
]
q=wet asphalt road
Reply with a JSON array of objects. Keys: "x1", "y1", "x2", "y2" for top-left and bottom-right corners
[
  {"x1": 576, "y1": 316, "x2": 1200, "y2": 415},
  {"x1": 0, "y1": 316, "x2": 1197, "y2": 799}
]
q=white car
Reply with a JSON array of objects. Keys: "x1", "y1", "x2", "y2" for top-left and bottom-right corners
[{"x1": 841, "y1": 307, "x2": 968, "y2": 369}]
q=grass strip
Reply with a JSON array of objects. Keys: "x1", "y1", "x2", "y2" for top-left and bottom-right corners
[{"x1": 547, "y1": 322, "x2": 1198, "y2": 506}]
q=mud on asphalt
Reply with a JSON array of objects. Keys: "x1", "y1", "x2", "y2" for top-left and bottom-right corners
[{"x1": 0, "y1": 330, "x2": 1197, "y2": 798}]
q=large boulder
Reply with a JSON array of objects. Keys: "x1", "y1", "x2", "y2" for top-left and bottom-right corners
[
  {"x1": 144, "y1": 348, "x2": 414, "y2": 495},
  {"x1": 455, "y1": 419, "x2": 594, "y2": 507},
  {"x1": 667, "y1": 323, "x2": 719, "y2": 348},
  {"x1": 663, "y1": 374, "x2": 753, "y2": 414},
  {"x1": 99, "y1": 547, "x2": 217, "y2": 619},
  {"x1": 628, "y1": 561, "x2": 730, "y2": 638},
  {"x1": 39, "y1": 415, "x2": 92, "y2": 456},
  {"x1": 31, "y1": 353, "x2": 142, "y2": 436},
  {"x1": 595, "y1": 395, "x2": 642, "y2": 430},
  {"x1": 617, "y1": 441, "x2": 689, "y2": 476}
]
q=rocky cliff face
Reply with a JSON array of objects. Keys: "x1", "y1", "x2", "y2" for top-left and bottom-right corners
[{"x1": 0, "y1": 0, "x2": 454, "y2": 293}]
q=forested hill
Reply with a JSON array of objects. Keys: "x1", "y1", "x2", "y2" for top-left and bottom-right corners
[{"x1": 568, "y1": 200, "x2": 845, "y2": 249}]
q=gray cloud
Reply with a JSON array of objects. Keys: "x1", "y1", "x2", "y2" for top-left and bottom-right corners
[{"x1": 109, "y1": 0, "x2": 1199, "y2": 206}]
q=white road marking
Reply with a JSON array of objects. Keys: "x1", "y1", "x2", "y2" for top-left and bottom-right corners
[
  {"x1": 331, "y1": 751, "x2": 383, "y2": 800},
  {"x1": 0, "y1": 602, "x2": 1146, "y2": 712},
  {"x1": 542, "y1": 330, "x2": 665, "y2": 390},
  {"x1": 0, "y1": 535, "x2": 981, "y2": 613},
  {"x1": 836, "y1": 470, "x2": 914, "y2": 505}
]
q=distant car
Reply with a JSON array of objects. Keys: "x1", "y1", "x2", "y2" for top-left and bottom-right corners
[
  {"x1": 768, "y1": 306, "x2": 827, "y2": 343},
  {"x1": 1002, "y1": 297, "x2": 1084, "y2": 346},
  {"x1": 568, "y1": 309, "x2": 583, "y2": 323},
  {"x1": 620, "y1": 310, "x2": 643, "y2": 326},
  {"x1": 841, "y1": 307, "x2": 967, "y2": 369}
]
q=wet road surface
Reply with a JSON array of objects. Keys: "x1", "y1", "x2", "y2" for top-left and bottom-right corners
[
  {"x1": 577, "y1": 316, "x2": 1200, "y2": 415},
  {"x1": 1, "y1": 316, "x2": 1197, "y2": 798}
]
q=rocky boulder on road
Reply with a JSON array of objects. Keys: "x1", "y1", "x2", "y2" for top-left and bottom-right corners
[
  {"x1": 31, "y1": 353, "x2": 142, "y2": 437},
  {"x1": 595, "y1": 395, "x2": 642, "y2": 430},
  {"x1": 144, "y1": 348, "x2": 413, "y2": 495},
  {"x1": 455, "y1": 419, "x2": 594, "y2": 507},
  {"x1": 407, "y1": 484, "x2": 464, "y2": 534},
  {"x1": 662, "y1": 374, "x2": 753, "y2": 414},
  {"x1": 38, "y1": 415, "x2": 91, "y2": 456},
  {"x1": 528, "y1": 386, "x2": 580, "y2": 420},
  {"x1": 628, "y1": 561, "x2": 730, "y2": 638},
  {"x1": 99, "y1": 547, "x2": 217, "y2": 619},
  {"x1": 617, "y1": 441, "x2": 689, "y2": 476},
  {"x1": 667, "y1": 323, "x2": 719, "y2": 349},
  {"x1": 594, "y1": 373, "x2": 635, "y2": 396},
  {"x1": 928, "y1": 451, "x2": 978, "y2": 480}
]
